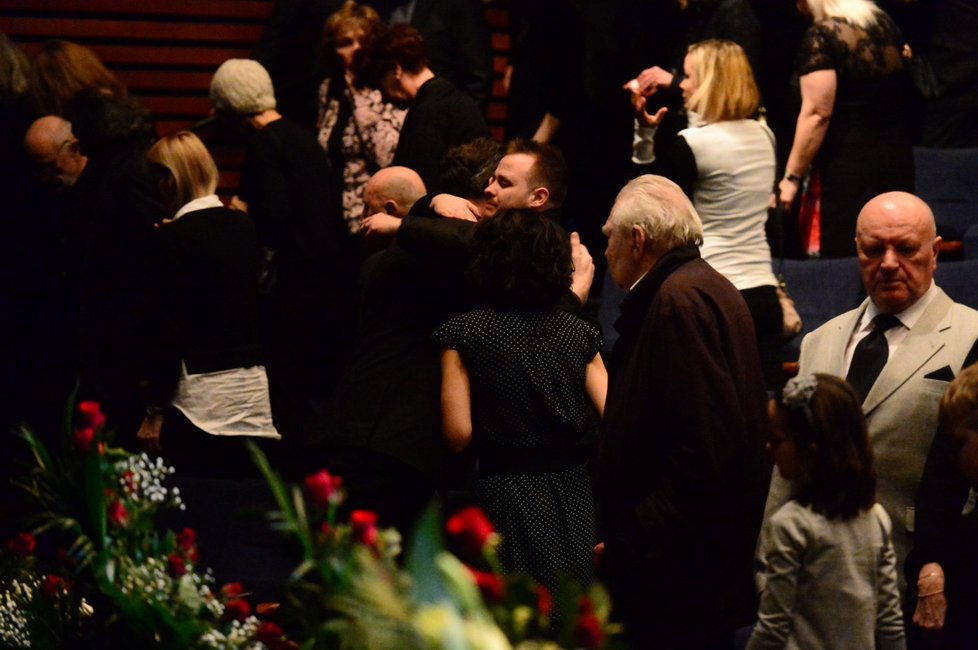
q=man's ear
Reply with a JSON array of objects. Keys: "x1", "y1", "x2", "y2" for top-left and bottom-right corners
[
  {"x1": 383, "y1": 199, "x2": 398, "y2": 216},
  {"x1": 527, "y1": 186, "x2": 550, "y2": 209},
  {"x1": 630, "y1": 225, "x2": 647, "y2": 258}
]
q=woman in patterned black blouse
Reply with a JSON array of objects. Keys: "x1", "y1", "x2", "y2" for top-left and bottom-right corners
[{"x1": 435, "y1": 210, "x2": 607, "y2": 589}]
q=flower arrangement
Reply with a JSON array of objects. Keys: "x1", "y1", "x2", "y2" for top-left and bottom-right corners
[
  {"x1": 1, "y1": 398, "x2": 620, "y2": 648},
  {"x1": 0, "y1": 400, "x2": 293, "y2": 649},
  {"x1": 246, "y1": 443, "x2": 622, "y2": 650}
]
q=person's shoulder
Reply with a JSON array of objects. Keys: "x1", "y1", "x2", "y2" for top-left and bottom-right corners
[
  {"x1": 949, "y1": 298, "x2": 978, "y2": 322},
  {"x1": 665, "y1": 257, "x2": 738, "y2": 297},
  {"x1": 767, "y1": 501, "x2": 821, "y2": 541},
  {"x1": 811, "y1": 302, "x2": 865, "y2": 334}
]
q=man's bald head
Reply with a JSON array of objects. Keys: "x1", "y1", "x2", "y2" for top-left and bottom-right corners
[
  {"x1": 855, "y1": 191, "x2": 940, "y2": 314},
  {"x1": 24, "y1": 115, "x2": 87, "y2": 190},
  {"x1": 363, "y1": 166, "x2": 426, "y2": 219}
]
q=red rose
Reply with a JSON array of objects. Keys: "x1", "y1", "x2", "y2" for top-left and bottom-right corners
[
  {"x1": 223, "y1": 598, "x2": 251, "y2": 622},
  {"x1": 4, "y1": 532, "x2": 36, "y2": 557},
  {"x1": 176, "y1": 527, "x2": 196, "y2": 552},
  {"x1": 186, "y1": 547, "x2": 200, "y2": 564},
  {"x1": 107, "y1": 500, "x2": 128, "y2": 527},
  {"x1": 574, "y1": 596, "x2": 603, "y2": 648},
  {"x1": 41, "y1": 574, "x2": 69, "y2": 598},
  {"x1": 303, "y1": 469, "x2": 339, "y2": 508},
  {"x1": 77, "y1": 401, "x2": 106, "y2": 430},
  {"x1": 350, "y1": 510, "x2": 378, "y2": 546},
  {"x1": 319, "y1": 522, "x2": 332, "y2": 537},
  {"x1": 467, "y1": 567, "x2": 504, "y2": 602},
  {"x1": 255, "y1": 621, "x2": 285, "y2": 644},
  {"x1": 73, "y1": 427, "x2": 95, "y2": 453},
  {"x1": 445, "y1": 507, "x2": 495, "y2": 556},
  {"x1": 536, "y1": 585, "x2": 553, "y2": 619},
  {"x1": 167, "y1": 553, "x2": 186, "y2": 577},
  {"x1": 106, "y1": 499, "x2": 127, "y2": 526},
  {"x1": 221, "y1": 582, "x2": 244, "y2": 599},
  {"x1": 574, "y1": 614, "x2": 603, "y2": 649}
]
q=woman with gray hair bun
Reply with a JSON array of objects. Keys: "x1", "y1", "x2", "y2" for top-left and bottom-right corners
[{"x1": 776, "y1": 0, "x2": 913, "y2": 258}]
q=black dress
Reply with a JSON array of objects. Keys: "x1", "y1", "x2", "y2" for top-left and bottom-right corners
[
  {"x1": 797, "y1": 13, "x2": 915, "y2": 258},
  {"x1": 434, "y1": 308, "x2": 601, "y2": 589}
]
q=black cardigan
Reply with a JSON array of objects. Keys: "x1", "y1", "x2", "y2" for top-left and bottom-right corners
[{"x1": 145, "y1": 206, "x2": 262, "y2": 404}]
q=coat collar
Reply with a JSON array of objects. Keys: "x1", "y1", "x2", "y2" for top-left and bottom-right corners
[{"x1": 614, "y1": 244, "x2": 701, "y2": 338}]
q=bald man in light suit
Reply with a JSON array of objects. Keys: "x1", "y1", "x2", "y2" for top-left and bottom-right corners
[{"x1": 767, "y1": 191, "x2": 978, "y2": 638}]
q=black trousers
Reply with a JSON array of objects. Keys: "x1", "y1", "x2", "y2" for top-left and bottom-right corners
[{"x1": 740, "y1": 285, "x2": 784, "y2": 392}]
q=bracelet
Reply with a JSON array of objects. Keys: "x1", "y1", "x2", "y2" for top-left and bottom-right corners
[
  {"x1": 784, "y1": 172, "x2": 803, "y2": 185},
  {"x1": 918, "y1": 589, "x2": 945, "y2": 598}
]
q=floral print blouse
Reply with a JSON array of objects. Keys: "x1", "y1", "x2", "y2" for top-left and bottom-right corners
[{"x1": 317, "y1": 78, "x2": 405, "y2": 234}]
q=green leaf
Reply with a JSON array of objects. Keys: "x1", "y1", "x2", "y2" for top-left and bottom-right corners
[
  {"x1": 83, "y1": 438, "x2": 108, "y2": 553},
  {"x1": 247, "y1": 440, "x2": 315, "y2": 559},
  {"x1": 405, "y1": 501, "x2": 448, "y2": 606}
]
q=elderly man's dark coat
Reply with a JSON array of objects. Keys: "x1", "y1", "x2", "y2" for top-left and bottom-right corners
[{"x1": 597, "y1": 245, "x2": 771, "y2": 648}]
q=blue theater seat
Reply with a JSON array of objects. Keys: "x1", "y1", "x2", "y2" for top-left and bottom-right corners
[
  {"x1": 779, "y1": 257, "x2": 863, "y2": 362},
  {"x1": 935, "y1": 259, "x2": 978, "y2": 312},
  {"x1": 914, "y1": 147, "x2": 978, "y2": 242}
]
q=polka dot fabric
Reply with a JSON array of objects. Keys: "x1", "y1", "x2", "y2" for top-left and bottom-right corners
[{"x1": 433, "y1": 308, "x2": 602, "y2": 588}]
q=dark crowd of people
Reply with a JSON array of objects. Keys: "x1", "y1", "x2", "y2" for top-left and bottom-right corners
[{"x1": 3, "y1": 0, "x2": 978, "y2": 647}]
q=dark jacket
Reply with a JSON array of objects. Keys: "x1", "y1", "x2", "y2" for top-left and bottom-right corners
[
  {"x1": 316, "y1": 241, "x2": 461, "y2": 480},
  {"x1": 392, "y1": 77, "x2": 489, "y2": 193},
  {"x1": 146, "y1": 206, "x2": 262, "y2": 404},
  {"x1": 597, "y1": 245, "x2": 770, "y2": 647}
]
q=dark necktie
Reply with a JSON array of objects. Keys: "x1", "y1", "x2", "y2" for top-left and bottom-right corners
[{"x1": 847, "y1": 314, "x2": 902, "y2": 403}]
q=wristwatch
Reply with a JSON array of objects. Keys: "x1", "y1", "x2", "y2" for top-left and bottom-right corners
[{"x1": 784, "y1": 172, "x2": 803, "y2": 185}]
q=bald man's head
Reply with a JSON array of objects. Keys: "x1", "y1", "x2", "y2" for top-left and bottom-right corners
[
  {"x1": 855, "y1": 191, "x2": 940, "y2": 314},
  {"x1": 24, "y1": 115, "x2": 87, "y2": 190},
  {"x1": 363, "y1": 166, "x2": 426, "y2": 219}
]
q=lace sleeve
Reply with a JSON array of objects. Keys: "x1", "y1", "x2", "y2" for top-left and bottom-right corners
[{"x1": 797, "y1": 22, "x2": 837, "y2": 76}]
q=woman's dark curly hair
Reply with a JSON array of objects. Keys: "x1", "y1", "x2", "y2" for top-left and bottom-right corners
[
  {"x1": 359, "y1": 23, "x2": 428, "y2": 88},
  {"x1": 468, "y1": 209, "x2": 573, "y2": 311},
  {"x1": 778, "y1": 373, "x2": 877, "y2": 520}
]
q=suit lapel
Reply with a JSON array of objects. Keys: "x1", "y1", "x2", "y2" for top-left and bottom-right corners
[
  {"x1": 863, "y1": 289, "x2": 953, "y2": 415},
  {"x1": 818, "y1": 302, "x2": 867, "y2": 376}
]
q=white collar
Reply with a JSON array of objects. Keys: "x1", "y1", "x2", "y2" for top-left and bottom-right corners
[
  {"x1": 861, "y1": 282, "x2": 939, "y2": 332},
  {"x1": 172, "y1": 194, "x2": 223, "y2": 221}
]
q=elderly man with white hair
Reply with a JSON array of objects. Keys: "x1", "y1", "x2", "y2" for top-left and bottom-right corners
[{"x1": 597, "y1": 175, "x2": 771, "y2": 649}]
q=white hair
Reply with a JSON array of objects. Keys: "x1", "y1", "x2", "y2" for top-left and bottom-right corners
[
  {"x1": 610, "y1": 175, "x2": 703, "y2": 251},
  {"x1": 805, "y1": 0, "x2": 881, "y2": 29}
]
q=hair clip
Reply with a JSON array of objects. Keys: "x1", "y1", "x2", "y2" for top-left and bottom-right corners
[{"x1": 782, "y1": 374, "x2": 818, "y2": 410}]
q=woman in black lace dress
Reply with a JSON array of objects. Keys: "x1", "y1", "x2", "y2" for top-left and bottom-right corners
[
  {"x1": 435, "y1": 210, "x2": 607, "y2": 589},
  {"x1": 777, "y1": 0, "x2": 914, "y2": 258}
]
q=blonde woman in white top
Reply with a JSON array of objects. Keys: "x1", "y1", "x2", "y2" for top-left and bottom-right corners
[{"x1": 629, "y1": 39, "x2": 782, "y2": 389}]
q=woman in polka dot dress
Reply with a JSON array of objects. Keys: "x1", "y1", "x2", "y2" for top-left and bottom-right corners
[{"x1": 435, "y1": 209, "x2": 607, "y2": 589}]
